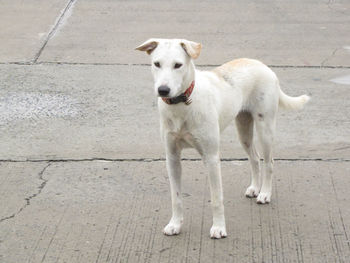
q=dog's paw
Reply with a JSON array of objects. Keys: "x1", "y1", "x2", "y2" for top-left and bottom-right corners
[
  {"x1": 245, "y1": 185, "x2": 260, "y2": 198},
  {"x1": 163, "y1": 223, "x2": 181, "y2": 236},
  {"x1": 210, "y1": 225, "x2": 227, "y2": 239},
  {"x1": 256, "y1": 192, "x2": 271, "y2": 204}
]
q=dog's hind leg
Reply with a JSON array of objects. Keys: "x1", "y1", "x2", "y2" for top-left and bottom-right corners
[
  {"x1": 255, "y1": 112, "x2": 276, "y2": 204},
  {"x1": 163, "y1": 136, "x2": 183, "y2": 235},
  {"x1": 235, "y1": 111, "x2": 261, "y2": 198}
]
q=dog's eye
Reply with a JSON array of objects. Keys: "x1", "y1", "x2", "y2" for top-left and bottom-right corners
[
  {"x1": 174, "y1": 63, "x2": 182, "y2": 69},
  {"x1": 154, "y1": 62, "x2": 161, "y2": 68}
]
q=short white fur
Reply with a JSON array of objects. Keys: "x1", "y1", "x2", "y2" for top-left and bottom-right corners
[{"x1": 136, "y1": 38, "x2": 310, "y2": 239}]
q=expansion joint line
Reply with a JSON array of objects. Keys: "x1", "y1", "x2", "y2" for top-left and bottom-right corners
[
  {"x1": 0, "y1": 62, "x2": 349, "y2": 69},
  {"x1": 0, "y1": 158, "x2": 348, "y2": 163},
  {"x1": 32, "y1": 0, "x2": 78, "y2": 63}
]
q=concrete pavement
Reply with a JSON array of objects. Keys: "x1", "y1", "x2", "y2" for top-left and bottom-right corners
[
  {"x1": 1, "y1": 160, "x2": 350, "y2": 262},
  {"x1": 0, "y1": 64, "x2": 349, "y2": 161},
  {"x1": 0, "y1": 0, "x2": 349, "y2": 262}
]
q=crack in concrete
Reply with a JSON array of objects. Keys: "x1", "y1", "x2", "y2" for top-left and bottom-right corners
[
  {"x1": 0, "y1": 61, "x2": 349, "y2": 69},
  {"x1": 32, "y1": 0, "x2": 78, "y2": 63},
  {"x1": 0, "y1": 163, "x2": 51, "y2": 223},
  {"x1": 0, "y1": 158, "x2": 348, "y2": 163}
]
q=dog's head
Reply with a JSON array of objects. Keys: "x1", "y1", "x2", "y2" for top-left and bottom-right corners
[{"x1": 136, "y1": 38, "x2": 202, "y2": 98}]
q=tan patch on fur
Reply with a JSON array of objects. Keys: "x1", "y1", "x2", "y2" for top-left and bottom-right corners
[
  {"x1": 181, "y1": 41, "x2": 202, "y2": 59},
  {"x1": 192, "y1": 43, "x2": 202, "y2": 59},
  {"x1": 213, "y1": 58, "x2": 262, "y2": 78},
  {"x1": 135, "y1": 40, "x2": 158, "y2": 55}
]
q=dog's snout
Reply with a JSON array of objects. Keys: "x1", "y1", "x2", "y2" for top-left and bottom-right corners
[{"x1": 158, "y1": 85, "x2": 170, "y2": 97}]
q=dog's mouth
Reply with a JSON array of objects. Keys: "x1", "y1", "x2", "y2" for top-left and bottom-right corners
[
  {"x1": 158, "y1": 90, "x2": 184, "y2": 99},
  {"x1": 158, "y1": 94, "x2": 183, "y2": 100},
  {"x1": 158, "y1": 94, "x2": 170, "y2": 98},
  {"x1": 157, "y1": 82, "x2": 194, "y2": 105}
]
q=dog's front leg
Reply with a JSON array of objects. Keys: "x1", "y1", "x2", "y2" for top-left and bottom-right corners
[
  {"x1": 163, "y1": 136, "x2": 183, "y2": 236},
  {"x1": 203, "y1": 153, "x2": 227, "y2": 239}
]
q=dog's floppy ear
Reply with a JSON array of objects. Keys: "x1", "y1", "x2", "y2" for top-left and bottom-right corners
[
  {"x1": 180, "y1": 40, "x2": 202, "y2": 59},
  {"x1": 135, "y1": 39, "x2": 159, "y2": 55}
]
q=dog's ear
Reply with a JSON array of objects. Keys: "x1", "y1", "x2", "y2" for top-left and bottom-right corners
[
  {"x1": 135, "y1": 39, "x2": 159, "y2": 55},
  {"x1": 180, "y1": 40, "x2": 202, "y2": 59}
]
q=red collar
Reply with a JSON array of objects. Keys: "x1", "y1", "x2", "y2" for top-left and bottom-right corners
[{"x1": 162, "y1": 81, "x2": 195, "y2": 105}]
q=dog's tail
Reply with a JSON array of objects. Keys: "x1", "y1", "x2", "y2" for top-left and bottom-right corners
[{"x1": 278, "y1": 87, "x2": 310, "y2": 111}]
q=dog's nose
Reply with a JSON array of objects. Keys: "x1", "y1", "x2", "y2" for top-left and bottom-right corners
[{"x1": 158, "y1": 85, "x2": 170, "y2": 97}]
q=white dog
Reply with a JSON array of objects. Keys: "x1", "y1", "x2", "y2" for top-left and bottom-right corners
[{"x1": 136, "y1": 38, "x2": 309, "y2": 239}]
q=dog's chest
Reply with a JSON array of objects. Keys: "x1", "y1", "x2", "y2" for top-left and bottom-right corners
[{"x1": 164, "y1": 118, "x2": 196, "y2": 148}]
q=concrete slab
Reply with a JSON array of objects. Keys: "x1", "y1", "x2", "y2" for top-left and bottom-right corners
[
  {"x1": 0, "y1": 0, "x2": 69, "y2": 63},
  {"x1": 0, "y1": 162, "x2": 48, "y2": 222},
  {"x1": 1, "y1": 1, "x2": 349, "y2": 262},
  {"x1": 0, "y1": 160, "x2": 349, "y2": 262},
  {"x1": 0, "y1": 64, "x2": 349, "y2": 161},
  {"x1": 38, "y1": 0, "x2": 350, "y2": 66}
]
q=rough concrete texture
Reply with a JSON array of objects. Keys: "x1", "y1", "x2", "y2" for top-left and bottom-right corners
[
  {"x1": 0, "y1": 0, "x2": 68, "y2": 63},
  {"x1": 1, "y1": 161, "x2": 350, "y2": 263},
  {"x1": 38, "y1": 0, "x2": 350, "y2": 66},
  {"x1": 0, "y1": 64, "x2": 349, "y2": 160},
  {"x1": 0, "y1": 0, "x2": 350, "y2": 262}
]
